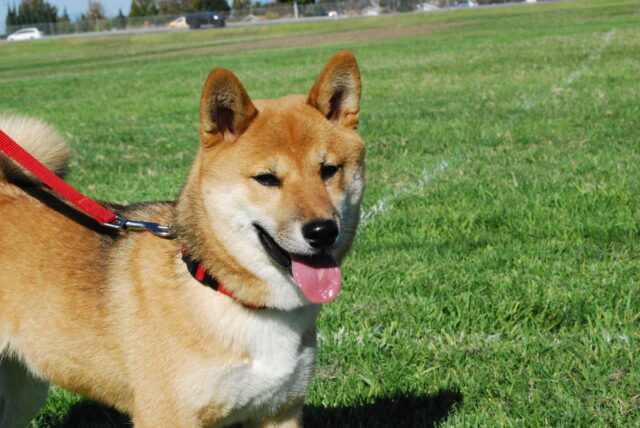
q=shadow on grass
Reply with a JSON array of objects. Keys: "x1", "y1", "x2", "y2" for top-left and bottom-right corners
[
  {"x1": 305, "y1": 390, "x2": 463, "y2": 428},
  {"x1": 47, "y1": 389, "x2": 462, "y2": 427}
]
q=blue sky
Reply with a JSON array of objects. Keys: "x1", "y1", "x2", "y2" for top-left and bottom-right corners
[{"x1": 1, "y1": 0, "x2": 132, "y2": 34}]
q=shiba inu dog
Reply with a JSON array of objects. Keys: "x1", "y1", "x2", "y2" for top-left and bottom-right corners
[{"x1": 0, "y1": 51, "x2": 364, "y2": 427}]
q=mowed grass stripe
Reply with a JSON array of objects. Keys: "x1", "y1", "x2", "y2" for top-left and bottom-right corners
[
  {"x1": 0, "y1": 0, "x2": 637, "y2": 426},
  {"x1": 0, "y1": 23, "x2": 461, "y2": 83}
]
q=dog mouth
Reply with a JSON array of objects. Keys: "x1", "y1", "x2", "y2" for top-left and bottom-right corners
[
  {"x1": 254, "y1": 224, "x2": 292, "y2": 272},
  {"x1": 253, "y1": 224, "x2": 341, "y2": 304}
]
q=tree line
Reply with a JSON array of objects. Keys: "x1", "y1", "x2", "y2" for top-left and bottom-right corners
[
  {"x1": 5, "y1": 0, "x2": 255, "y2": 28},
  {"x1": 130, "y1": 0, "x2": 232, "y2": 16}
]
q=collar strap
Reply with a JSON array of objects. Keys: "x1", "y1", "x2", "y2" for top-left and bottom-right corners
[{"x1": 181, "y1": 249, "x2": 263, "y2": 309}]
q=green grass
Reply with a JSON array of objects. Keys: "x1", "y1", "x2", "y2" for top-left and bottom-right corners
[{"x1": 2, "y1": 0, "x2": 639, "y2": 426}]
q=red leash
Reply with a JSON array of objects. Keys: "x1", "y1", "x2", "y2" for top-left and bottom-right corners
[
  {"x1": 0, "y1": 129, "x2": 263, "y2": 307},
  {"x1": 0, "y1": 129, "x2": 172, "y2": 237}
]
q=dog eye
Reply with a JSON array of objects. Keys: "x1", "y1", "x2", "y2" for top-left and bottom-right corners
[
  {"x1": 253, "y1": 173, "x2": 281, "y2": 187},
  {"x1": 320, "y1": 164, "x2": 340, "y2": 181}
]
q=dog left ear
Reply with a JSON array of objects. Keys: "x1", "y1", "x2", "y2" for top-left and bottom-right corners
[
  {"x1": 199, "y1": 68, "x2": 258, "y2": 147},
  {"x1": 307, "y1": 51, "x2": 361, "y2": 129}
]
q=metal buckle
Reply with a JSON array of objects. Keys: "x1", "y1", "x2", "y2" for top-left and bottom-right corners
[{"x1": 102, "y1": 215, "x2": 174, "y2": 238}]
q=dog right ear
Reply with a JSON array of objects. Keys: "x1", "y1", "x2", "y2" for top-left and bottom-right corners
[
  {"x1": 199, "y1": 68, "x2": 258, "y2": 147},
  {"x1": 307, "y1": 51, "x2": 361, "y2": 130}
]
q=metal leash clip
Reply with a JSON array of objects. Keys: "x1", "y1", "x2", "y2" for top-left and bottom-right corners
[{"x1": 103, "y1": 215, "x2": 174, "y2": 238}]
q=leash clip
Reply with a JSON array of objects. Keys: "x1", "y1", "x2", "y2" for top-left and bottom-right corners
[{"x1": 103, "y1": 215, "x2": 174, "y2": 238}]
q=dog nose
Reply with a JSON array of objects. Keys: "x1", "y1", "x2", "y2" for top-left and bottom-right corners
[{"x1": 302, "y1": 219, "x2": 339, "y2": 249}]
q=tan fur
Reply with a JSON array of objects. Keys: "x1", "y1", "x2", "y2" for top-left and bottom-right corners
[
  {"x1": 0, "y1": 114, "x2": 69, "y2": 184},
  {"x1": 0, "y1": 52, "x2": 364, "y2": 428}
]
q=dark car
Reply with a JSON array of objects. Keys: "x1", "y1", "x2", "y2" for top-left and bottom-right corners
[{"x1": 185, "y1": 11, "x2": 226, "y2": 29}]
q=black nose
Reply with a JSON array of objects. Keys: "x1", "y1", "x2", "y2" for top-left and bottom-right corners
[{"x1": 302, "y1": 219, "x2": 339, "y2": 249}]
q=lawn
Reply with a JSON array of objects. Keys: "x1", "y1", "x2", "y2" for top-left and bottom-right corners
[{"x1": 1, "y1": 0, "x2": 639, "y2": 426}]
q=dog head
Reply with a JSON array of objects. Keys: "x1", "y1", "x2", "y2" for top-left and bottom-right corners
[{"x1": 178, "y1": 52, "x2": 365, "y2": 309}]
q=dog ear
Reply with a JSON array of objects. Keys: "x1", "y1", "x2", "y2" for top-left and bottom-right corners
[
  {"x1": 199, "y1": 68, "x2": 258, "y2": 147},
  {"x1": 307, "y1": 51, "x2": 361, "y2": 129}
]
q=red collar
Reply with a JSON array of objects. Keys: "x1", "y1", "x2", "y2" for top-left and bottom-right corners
[{"x1": 181, "y1": 248, "x2": 262, "y2": 309}]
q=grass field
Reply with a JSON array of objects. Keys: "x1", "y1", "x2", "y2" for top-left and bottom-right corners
[{"x1": 2, "y1": 0, "x2": 639, "y2": 426}]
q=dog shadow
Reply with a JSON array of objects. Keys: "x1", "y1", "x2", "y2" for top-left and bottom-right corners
[
  {"x1": 304, "y1": 390, "x2": 463, "y2": 427},
  {"x1": 49, "y1": 389, "x2": 462, "y2": 427}
]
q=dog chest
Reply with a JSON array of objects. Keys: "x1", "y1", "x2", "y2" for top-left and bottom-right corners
[{"x1": 191, "y1": 306, "x2": 319, "y2": 426}]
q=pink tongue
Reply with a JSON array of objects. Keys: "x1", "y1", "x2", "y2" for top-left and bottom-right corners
[{"x1": 291, "y1": 253, "x2": 341, "y2": 304}]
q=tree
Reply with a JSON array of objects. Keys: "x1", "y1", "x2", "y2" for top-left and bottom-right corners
[
  {"x1": 59, "y1": 7, "x2": 70, "y2": 22},
  {"x1": 190, "y1": 0, "x2": 230, "y2": 12},
  {"x1": 57, "y1": 7, "x2": 74, "y2": 34},
  {"x1": 6, "y1": 5, "x2": 17, "y2": 27},
  {"x1": 158, "y1": 0, "x2": 191, "y2": 14},
  {"x1": 232, "y1": 0, "x2": 251, "y2": 10},
  {"x1": 9, "y1": 0, "x2": 58, "y2": 25},
  {"x1": 114, "y1": 8, "x2": 127, "y2": 28},
  {"x1": 275, "y1": 0, "x2": 315, "y2": 4},
  {"x1": 85, "y1": 1, "x2": 107, "y2": 21},
  {"x1": 129, "y1": 0, "x2": 159, "y2": 17}
]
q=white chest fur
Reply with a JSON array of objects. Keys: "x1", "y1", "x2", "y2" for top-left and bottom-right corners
[{"x1": 186, "y1": 303, "x2": 320, "y2": 427}]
